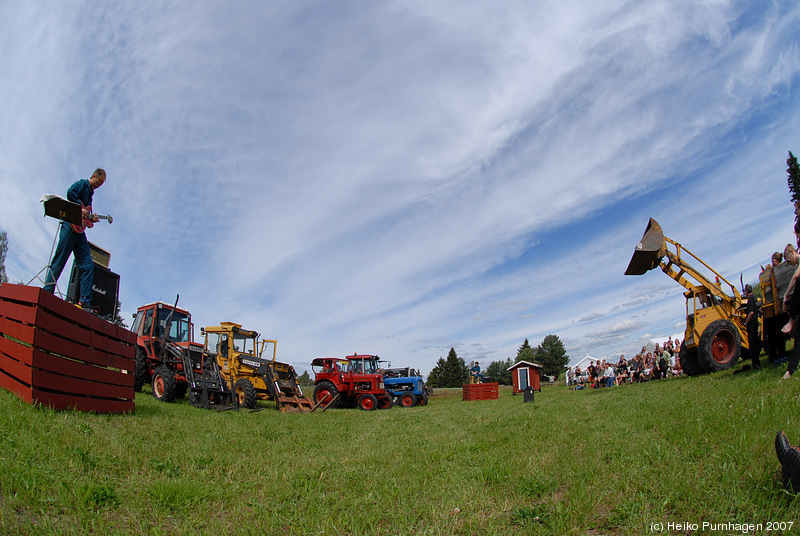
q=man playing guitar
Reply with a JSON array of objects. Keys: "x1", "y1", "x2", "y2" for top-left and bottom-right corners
[{"x1": 43, "y1": 169, "x2": 107, "y2": 310}]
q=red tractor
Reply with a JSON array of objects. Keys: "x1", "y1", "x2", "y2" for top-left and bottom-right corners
[
  {"x1": 131, "y1": 300, "x2": 232, "y2": 408},
  {"x1": 311, "y1": 354, "x2": 392, "y2": 411}
]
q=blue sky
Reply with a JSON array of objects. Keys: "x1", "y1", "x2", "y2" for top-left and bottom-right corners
[{"x1": 1, "y1": 1, "x2": 798, "y2": 376}]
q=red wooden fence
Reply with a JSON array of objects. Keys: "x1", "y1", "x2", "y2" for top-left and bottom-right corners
[
  {"x1": 462, "y1": 382, "x2": 499, "y2": 401},
  {"x1": 0, "y1": 283, "x2": 135, "y2": 413}
]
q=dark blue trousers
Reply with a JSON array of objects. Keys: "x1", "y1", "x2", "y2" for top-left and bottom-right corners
[{"x1": 43, "y1": 222, "x2": 94, "y2": 305}]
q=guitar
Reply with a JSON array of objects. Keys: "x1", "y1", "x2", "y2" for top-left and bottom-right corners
[{"x1": 71, "y1": 204, "x2": 113, "y2": 233}]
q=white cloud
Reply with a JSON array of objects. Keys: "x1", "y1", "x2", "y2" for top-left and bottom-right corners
[{"x1": 1, "y1": 1, "x2": 799, "y2": 375}]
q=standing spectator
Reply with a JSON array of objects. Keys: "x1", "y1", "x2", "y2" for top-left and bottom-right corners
[
  {"x1": 658, "y1": 351, "x2": 669, "y2": 379},
  {"x1": 764, "y1": 251, "x2": 789, "y2": 366},
  {"x1": 744, "y1": 284, "x2": 762, "y2": 369},
  {"x1": 781, "y1": 245, "x2": 800, "y2": 380}
]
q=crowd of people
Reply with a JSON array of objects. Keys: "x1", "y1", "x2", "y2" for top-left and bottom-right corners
[{"x1": 566, "y1": 338, "x2": 683, "y2": 390}]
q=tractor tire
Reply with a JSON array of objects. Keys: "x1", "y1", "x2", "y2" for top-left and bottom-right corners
[
  {"x1": 418, "y1": 393, "x2": 429, "y2": 406},
  {"x1": 377, "y1": 395, "x2": 393, "y2": 409},
  {"x1": 313, "y1": 381, "x2": 341, "y2": 408},
  {"x1": 399, "y1": 392, "x2": 417, "y2": 408},
  {"x1": 133, "y1": 347, "x2": 149, "y2": 393},
  {"x1": 152, "y1": 366, "x2": 176, "y2": 402},
  {"x1": 698, "y1": 320, "x2": 741, "y2": 372},
  {"x1": 679, "y1": 342, "x2": 704, "y2": 376},
  {"x1": 357, "y1": 393, "x2": 378, "y2": 411},
  {"x1": 235, "y1": 378, "x2": 258, "y2": 409}
]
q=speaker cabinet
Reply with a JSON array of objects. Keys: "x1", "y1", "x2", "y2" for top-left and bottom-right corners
[{"x1": 66, "y1": 261, "x2": 120, "y2": 318}]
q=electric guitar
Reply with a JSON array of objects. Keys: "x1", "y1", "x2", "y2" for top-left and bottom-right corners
[{"x1": 71, "y1": 204, "x2": 113, "y2": 234}]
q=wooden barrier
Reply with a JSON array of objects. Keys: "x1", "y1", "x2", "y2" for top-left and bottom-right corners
[
  {"x1": 0, "y1": 283, "x2": 136, "y2": 413},
  {"x1": 462, "y1": 382, "x2": 499, "y2": 401}
]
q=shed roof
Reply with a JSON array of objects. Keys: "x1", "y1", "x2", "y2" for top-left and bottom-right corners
[{"x1": 508, "y1": 360, "x2": 543, "y2": 371}]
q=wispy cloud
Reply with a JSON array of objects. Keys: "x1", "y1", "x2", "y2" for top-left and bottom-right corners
[{"x1": 1, "y1": 1, "x2": 798, "y2": 374}]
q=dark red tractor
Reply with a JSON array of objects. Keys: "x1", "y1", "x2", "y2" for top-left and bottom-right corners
[
  {"x1": 131, "y1": 299, "x2": 232, "y2": 409},
  {"x1": 311, "y1": 354, "x2": 392, "y2": 411}
]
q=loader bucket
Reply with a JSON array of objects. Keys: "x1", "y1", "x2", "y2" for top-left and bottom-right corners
[{"x1": 624, "y1": 218, "x2": 667, "y2": 275}]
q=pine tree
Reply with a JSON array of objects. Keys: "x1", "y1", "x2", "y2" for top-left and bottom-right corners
[
  {"x1": 426, "y1": 357, "x2": 447, "y2": 388},
  {"x1": 427, "y1": 348, "x2": 468, "y2": 387},
  {"x1": 516, "y1": 338, "x2": 538, "y2": 365},
  {"x1": 536, "y1": 334, "x2": 569, "y2": 380},
  {"x1": 297, "y1": 371, "x2": 312, "y2": 385},
  {"x1": 441, "y1": 347, "x2": 468, "y2": 387},
  {"x1": 788, "y1": 151, "x2": 800, "y2": 206},
  {"x1": 112, "y1": 300, "x2": 127, "y2": 328}
]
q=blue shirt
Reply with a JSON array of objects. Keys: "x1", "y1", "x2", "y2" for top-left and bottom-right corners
[{"x1": 66, "y1": 179, "x2": 94, "y2": 208}]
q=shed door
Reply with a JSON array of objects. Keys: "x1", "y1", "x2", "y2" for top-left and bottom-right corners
[{"x1": 519, "y1": 368, "x2": 529, "y2": 390}]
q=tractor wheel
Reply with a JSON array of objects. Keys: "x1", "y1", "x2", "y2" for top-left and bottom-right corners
[
  {"x1": 133, "y1": 347, "x2": 149, "y2": 393},
  {"x1": 313, "y1": 381, "x2": 340, "y2": 408},
  {"x1": 399, "y1": 392, "x2": 417, "y2": 408},
  {"x1": 679, "y1": 342, "x2": 704, "y2": 377},
  {"x1": 418, "y1": 393, "x2": 429, "y2": 406},
  {"x1": 357, "y1": 393, "x2": 378, "y2": 411},
  {"x1": 377, "y1": 395, "x2": 393, "y2": 409},
  {"x1": 235, "y1": 378, "x2": 258, "y2": 409},
  {"x1": 698, "y1": 320, "x2": 741, "y2": 372},
  {"x1": 152, "y1": 366, "x2": 176, "y2": 402}
]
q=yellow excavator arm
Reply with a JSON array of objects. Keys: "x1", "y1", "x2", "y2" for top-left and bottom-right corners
[{"x1": 625, "y1": 218, "x2": 741, "y2": 303}]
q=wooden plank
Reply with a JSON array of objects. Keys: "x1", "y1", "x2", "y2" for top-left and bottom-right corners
[
  {"x1": 34, "y1": 368, "x2": 134, "y2": 399},
  {"x1": 0, "y1": 316, "x2": 36, "y2": 345},
  {"x1": 0, "y1": 282, "x2": 41, "y2": 303},
  {"x1": 0, "y1": 340, "x2": 33, "y2": 384},
  {"x1": 31, "y1": 389, "x2": 133, "y2": 413},
  {"x1": 0, "y1": 371, "x2": 33, "y2": 404},
  {"x1": 32, "y1": 350, "x2": 132, "y2": 387},
  {"x1": 0, "y1": 298, "x2": 39, "y2": 326},
  {"x1": 33, "y1": 329, "x2": 132, "y2": 371}
]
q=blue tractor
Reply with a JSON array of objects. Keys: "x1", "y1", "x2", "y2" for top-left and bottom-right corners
[{"x1": 381, "y1": 366, "x2": 430, "y2": 407}]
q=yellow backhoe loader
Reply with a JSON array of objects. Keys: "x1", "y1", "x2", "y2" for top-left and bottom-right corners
[
  {"x1": 201, "y1": 322, "x2": 313, "y2": 412},
  {"x1": 625, "y1": 218, "x2": 751, "y2": 375}
]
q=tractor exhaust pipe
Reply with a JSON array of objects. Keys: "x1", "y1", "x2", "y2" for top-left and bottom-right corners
[{"x1": 625, "y1": 218, "x2": 667, "y2": 276}]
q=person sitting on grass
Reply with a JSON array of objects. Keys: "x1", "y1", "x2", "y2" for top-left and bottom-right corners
[
  {"x1": 615, "y1": 356, "x2": 629, "y2": 385},
  {"x1": 630, "y1": 355, "x2": 641, "y2": 383}
]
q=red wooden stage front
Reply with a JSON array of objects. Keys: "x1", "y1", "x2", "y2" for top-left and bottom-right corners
[
  {"x1": 462, "y1": 382, "x2": 499, "y2": 401},
  {"x1": 0, "y1": 283, "x2": 135, "y2": 413}
]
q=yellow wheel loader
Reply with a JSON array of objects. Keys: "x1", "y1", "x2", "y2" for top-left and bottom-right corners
[
  {"x1": 625, "y1": 218, "x2": 751, "y2": 375},
  {"x1": 201, "y1": 322, "x2": 313, "y2": 412}
]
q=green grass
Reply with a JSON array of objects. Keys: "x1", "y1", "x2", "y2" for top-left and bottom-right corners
[{"x1": 0, "y1": 366, "x2": 798, "y2": 535}]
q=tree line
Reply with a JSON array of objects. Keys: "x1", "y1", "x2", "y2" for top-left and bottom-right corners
[{"x1": 426, "y1": 335, "x2": 569, "y2": 388}]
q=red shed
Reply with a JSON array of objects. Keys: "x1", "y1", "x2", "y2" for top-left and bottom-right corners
[{"x1": 508, "y1": 360, "x2": 542, "y2": 393}]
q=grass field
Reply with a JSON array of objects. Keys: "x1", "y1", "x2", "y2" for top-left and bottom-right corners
[{"x1": 0, "y1": 364, "x2": 798, "y2": 535}]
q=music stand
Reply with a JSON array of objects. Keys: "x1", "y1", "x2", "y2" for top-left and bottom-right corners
[
  {"x1": 27, "y1": 195, "x2": 83, "y2": 295},
  {"x1": 41, "y1": 194, "x2": 82, "y2": 225}
]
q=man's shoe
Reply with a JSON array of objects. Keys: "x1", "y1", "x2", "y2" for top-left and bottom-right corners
[
  {"x1": 776, "y1": 430, "x2": 800, "y2": 492},
  {"x1": 783, "y1": 446, "x2": 800, "y2": 492},
  {"x1": 776, "y1": 430, "x2": 792, "y2": 465}
]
